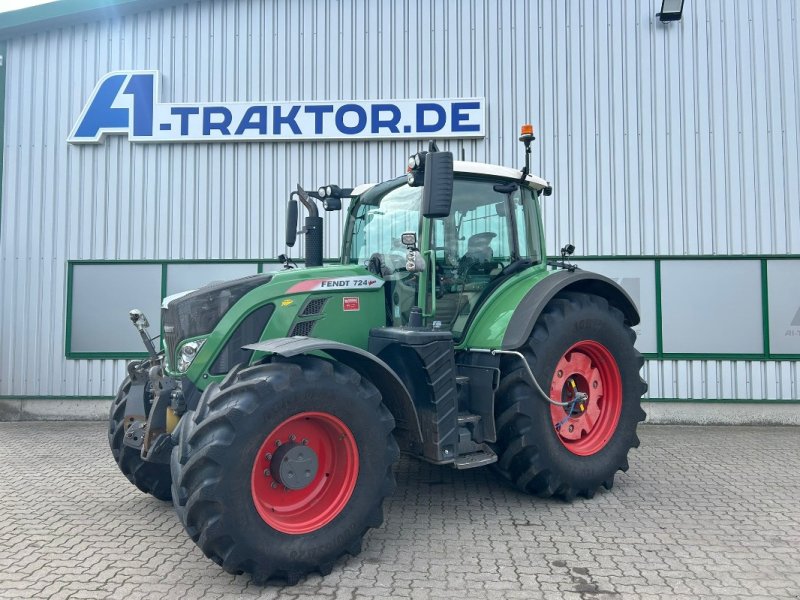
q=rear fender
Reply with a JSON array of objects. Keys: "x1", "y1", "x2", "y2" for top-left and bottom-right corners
[
  {"x1": 245, "y1": 337, "x2": 423, "y2": 453},
  {"x1": 501, "y1": 270, "x2": 640, "y2": 350}
]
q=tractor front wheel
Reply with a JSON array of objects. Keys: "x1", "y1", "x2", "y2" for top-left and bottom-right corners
[
  {"x1": 492, "y1": 292, "x2": 647, "y2": 499},
  {"x1": 108, "y1": 377, "x2": 173, "y2": 501},
  {"x1": 170, "y1": 356, "x2": 398, "y2": 585}
]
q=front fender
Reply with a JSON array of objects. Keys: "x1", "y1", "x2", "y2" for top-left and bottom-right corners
[{"x1": 245, "y1": 337, "x2": 423, "y2": 452}]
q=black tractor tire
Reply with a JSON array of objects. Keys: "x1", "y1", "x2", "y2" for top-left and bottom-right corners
[
  {"x1": 170, "y1": 355, "x2": 399, "y2": 585},
  {"x1": 492, "y1": 291, "x2": 647, "y2": 500},
  {"x1": 108, "y1": 377, "x2": 173, "y2": 502}
]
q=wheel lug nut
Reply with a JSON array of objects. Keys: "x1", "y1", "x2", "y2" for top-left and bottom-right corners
[
  {"x1": 592, "y1": 381, "x2": 598, "y2": 389},
  {"x1": 289, "y1": 434, "x2": 296, "y2": 442},
  {"x1": 263, "y1": 469, "x2": 270, "y2": 477},
  {"x1": 275, "y1": 440, "x2": 281, "y2": 447},
  {"x1": 557, "y1": 370, "x2": 563, "y2": 377},
  {"x1": 271, "y1": 482, "x2": 278, "y2": 489},
  {"x1": 568, "y1": 425, "x2": 574, "y2": 432},
  {"x1": 302, "y1": 439, "x2": 308, "y2": 446},
  {"x1": 265, "y1": 452, "x2": 272, "y2": 460}
]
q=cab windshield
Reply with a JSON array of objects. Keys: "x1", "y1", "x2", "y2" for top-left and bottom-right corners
[{"x1": 343, "y1": 179, "x2": 422, "y2": 267}]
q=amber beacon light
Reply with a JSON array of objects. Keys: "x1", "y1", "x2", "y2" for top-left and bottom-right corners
[{"x1": 519, "y1": 123, "x2": 535, "y2": 177}]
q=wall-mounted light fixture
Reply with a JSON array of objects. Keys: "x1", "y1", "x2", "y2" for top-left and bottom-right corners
[{"x1": 657, "y1": 0, "x2": 685, "y2": 22}]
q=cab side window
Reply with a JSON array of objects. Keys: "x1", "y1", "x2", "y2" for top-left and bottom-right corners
[
  {"x1": 513, "y1": 186, "x2": 542, "y2": 262},
  {"x1": 431, "y1": 178, "x2": 516, "y2": 336}
]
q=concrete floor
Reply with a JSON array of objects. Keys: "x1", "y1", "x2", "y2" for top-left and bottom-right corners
[{"x1": 0, "y1": 422, "x2": 798, "y2": 599}]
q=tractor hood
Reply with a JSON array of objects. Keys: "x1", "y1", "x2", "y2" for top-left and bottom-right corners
[
  {"x1": 161, "y1": 264, "x2": 389, "y2": 385},
  {"x1": 162, "y1": 273, "x2": 273, "y2": 369}
]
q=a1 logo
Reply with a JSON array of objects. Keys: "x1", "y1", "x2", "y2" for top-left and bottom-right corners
[{"x1": 70, "y1": 71, "x2": 156, "y2": 142}]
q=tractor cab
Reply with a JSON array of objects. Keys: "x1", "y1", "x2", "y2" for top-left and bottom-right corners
[{"x1": 341, "y1": 162, "x2": 549, "y2": 337}]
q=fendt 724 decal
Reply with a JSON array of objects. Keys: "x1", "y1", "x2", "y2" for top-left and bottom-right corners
[{"x1": 286, "y1": 275, "x2": 384, "y2": 294}]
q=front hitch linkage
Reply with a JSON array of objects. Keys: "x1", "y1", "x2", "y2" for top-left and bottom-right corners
[{"x1": 129, "y1": 309, "x2": 159, "y2": 359}]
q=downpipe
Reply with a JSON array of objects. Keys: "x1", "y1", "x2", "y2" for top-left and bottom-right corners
[{"x1": 295, "y1": 186, "x2": 323, "y2": 268}]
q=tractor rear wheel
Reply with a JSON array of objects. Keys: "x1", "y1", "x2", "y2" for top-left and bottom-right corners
[
  {"x1": 108, "y1": 377, "x2": 173, "y2": 501},
  {"x1": 492, "y1": 292, "x2": 647, "y2": 500},
  {"x1": 170, "y1": 356, "x2": 398, "y2": 585}
]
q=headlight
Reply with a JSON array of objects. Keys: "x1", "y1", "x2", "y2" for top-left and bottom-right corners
[{"x1": 177, "y1": 339, "x2": 206, "y2": 373}]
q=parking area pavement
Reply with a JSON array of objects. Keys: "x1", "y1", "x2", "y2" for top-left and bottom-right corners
[{"x1": 0, "y1": 421, "x2": 798, "y2": 600}]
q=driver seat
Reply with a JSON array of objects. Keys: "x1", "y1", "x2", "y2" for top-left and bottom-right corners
[{"x1": 458, "y1": 232, "x2": 498, "y2": 278}]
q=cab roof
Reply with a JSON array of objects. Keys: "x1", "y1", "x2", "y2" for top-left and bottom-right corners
[
  {"x1": 454, "y1": 161, "x2": 550, "y2": 190},
  {"x1": 351, "y1": 161, "x2": 550, "y2": 198}
]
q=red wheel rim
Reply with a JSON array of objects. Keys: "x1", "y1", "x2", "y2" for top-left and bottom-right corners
[
  {"x1": 549, "y1": 340, "x2": 622, "y2": 456},
  {"x1": 250, "y1": 412, "x2": 359, "y2": 535}
]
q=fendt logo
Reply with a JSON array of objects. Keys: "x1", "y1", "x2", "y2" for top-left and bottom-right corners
[{"x1": 68, "y1": 71, "x2": 486, "y2": 144}]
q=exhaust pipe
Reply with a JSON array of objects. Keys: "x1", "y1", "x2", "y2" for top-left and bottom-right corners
[
  {"x1": 304, "y1": 214, "x2": 323, "y2": 268},
  {"x1": 286, "y1": 185, "x2": 323, "y2": 268}
]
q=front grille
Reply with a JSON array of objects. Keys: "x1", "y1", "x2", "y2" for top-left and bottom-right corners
[
  {"x1": 163, "y1": 325, "x2": 179, "y2": 370},
  {"x1": 301, "y1": 297, "x2": 328, "y2": 316},
  {"x1": 290, "y1": 319, "x2": 317, "y2": 337},
  {"x1": 161, "y1": 273, "x2": 273, "y2": 367}
]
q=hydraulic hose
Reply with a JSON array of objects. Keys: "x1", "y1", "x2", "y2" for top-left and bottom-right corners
[{"x1": 468, "y1": 348, "x2": 573, "y2": 407}]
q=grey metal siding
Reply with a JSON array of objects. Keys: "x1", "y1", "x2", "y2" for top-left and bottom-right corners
[{"x1": 0, "y1": 0, "x2": 798, "y2": 399}]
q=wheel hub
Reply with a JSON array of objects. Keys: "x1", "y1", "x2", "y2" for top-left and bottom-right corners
[
  {"x1": 251, "y1": 411, "x2": 360, "y2": 535},
  {"x1": 271, "y1": 442, "x2": 319, "y2": 490},
  {"x1": 561, "y1": 375, "x2": 589, "y2": 417},
  {"x1": 549, "y1": 340, "x2": 623, "y2": 456}
]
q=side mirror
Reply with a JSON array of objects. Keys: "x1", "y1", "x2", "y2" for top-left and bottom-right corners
[
  {"x1": 421, "y1": 151, "x2": 454, "y2": 218},
  {"x1": 286, "y1": 197, "x2": 298, "y2": 247}
]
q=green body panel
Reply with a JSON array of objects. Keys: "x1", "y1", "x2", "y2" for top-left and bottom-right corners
[
  {"x1": 456, "y1": 263, "x2": 552, "y2": 350},
  {"x1": 164, "y1": 174, "x2": 554, "y2": 390},
  {"x1": 171, "y1": 264, "x2": 387, "y2": 390}
]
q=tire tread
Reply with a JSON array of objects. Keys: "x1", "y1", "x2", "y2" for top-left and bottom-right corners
[
  {"x1": 492, "y1": 292, "x2": 647, "y2": 500},
  {"x1": 171, "y1": 356, "x2": 398, "y2": 585}
]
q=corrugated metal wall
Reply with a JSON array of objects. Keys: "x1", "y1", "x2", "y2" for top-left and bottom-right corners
[{"x1": 1, "y1": 0, "x2": 799, "y2": 399}]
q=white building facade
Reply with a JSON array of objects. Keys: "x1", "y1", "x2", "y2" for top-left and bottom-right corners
[{"x1": 0, "y1": 0, "x2": 798, "y2": 420}]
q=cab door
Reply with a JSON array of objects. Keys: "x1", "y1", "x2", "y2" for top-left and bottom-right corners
[{"x1": 427, "y1": 176, "x2": 542, "y2": 338}]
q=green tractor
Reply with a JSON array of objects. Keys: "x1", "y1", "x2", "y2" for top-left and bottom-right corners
[{"x1": 108, "y1": 126, "x2": 647, "y2": 584}]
